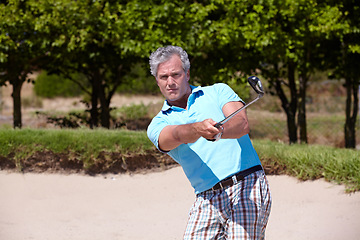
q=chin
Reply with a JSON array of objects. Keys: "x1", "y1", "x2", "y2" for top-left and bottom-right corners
[{"x1": 166, "y1": 94, "x2": 179, "y2": 101}]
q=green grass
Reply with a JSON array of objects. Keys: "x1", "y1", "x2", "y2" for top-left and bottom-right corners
[
  {"x1": 254, "y1": 139, "x2": 360, "y2": 192},
  {"x1": 0, "y1": 128, "x2": 359, "y2": 192},
  {"x1": 0, "y1": 128, "x2": 153, "y2": 161}
]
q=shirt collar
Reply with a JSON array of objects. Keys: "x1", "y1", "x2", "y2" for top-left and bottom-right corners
[{"x1": 161, "y1": 85, "x2": 203, "y2": 112}]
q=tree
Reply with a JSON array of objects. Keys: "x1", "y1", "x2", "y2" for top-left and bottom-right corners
[
  {"x1": 339, "y1": 0, "x2": 359, "y2": 149},
  {"x1": 216, "y1": 0, "x2": 352, "y2": 145},
  {"x1": 211, "y1": 0, "x2": 303, "y2": 144},
  {"x1": 142, "y1": 0, "x2": 230, "y2": 84},
  {"x1": 307, "y1": 0, "x2": 359, "y2": 148},
  {"x1": 324, "y1": 0, "x2": 360, "y2": 148},
  {"x1": 42, "y1": 0, "x2": 146, "y2": 128},
  {"x1": 67, "y1": 0, "x2": 234, "y2": 128},
  {"x1": 0, "y1": 0, "x2": 52, "y2": 128},
  {"x1": 43, "y1": 0, "x2": 219, "y2": 128}
]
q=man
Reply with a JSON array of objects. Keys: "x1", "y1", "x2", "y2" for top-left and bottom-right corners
[{"x1": 147, "y1": 45, "x2": 271, "y2": 239}]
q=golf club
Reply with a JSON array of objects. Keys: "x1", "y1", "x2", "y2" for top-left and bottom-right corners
[{"x1": 209, "y1": 76, "x2": 264, "y2": 141}]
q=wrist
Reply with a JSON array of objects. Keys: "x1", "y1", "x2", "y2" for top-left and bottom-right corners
[{"x1": 220, "y1": 125, "x2": 225, "y2": 138}]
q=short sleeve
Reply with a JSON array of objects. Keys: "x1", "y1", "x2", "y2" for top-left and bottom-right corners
[
  {"x1": 213, "y1": 83, "x2": 243, "y2": 109},
  {"x1": 147, "y1": 114, "x2": 169, "y2": 153}
]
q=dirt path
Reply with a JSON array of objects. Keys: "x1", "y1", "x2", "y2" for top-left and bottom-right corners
[{"x1": 1, "y1": 167, "x2": 360, "y2": 240}]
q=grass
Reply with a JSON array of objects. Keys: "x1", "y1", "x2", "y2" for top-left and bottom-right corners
[
  {"x1": 0, "y1": 128, "x2": 359, "y2": 192},
  {"x1": 0, "y1": 128, "x2": 153, "y2": 162},
  {"x1": 253, "y1": 139, "x2": 360, "y2": 192}
]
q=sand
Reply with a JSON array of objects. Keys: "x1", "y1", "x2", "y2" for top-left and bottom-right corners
[{"x1": 1, "y1": 167, "x2": 360, "y2": 240}]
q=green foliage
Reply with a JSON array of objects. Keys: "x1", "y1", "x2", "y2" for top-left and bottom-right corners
[
  {"x1": 117, "y1": 63, "x2": 158, "y2": 94},
  {"x1": 36, "y1": 110, "x2": 92, "y2": 129},
  {"x1": 254, "y1": 139, "x2": 360, "y2": 192},
  {"x1": 0, "y1": 0, "x2": 61, "y2": 127},
  {"x1": 0, "y1": 128, "x2": 358, "y2": 192},
  {"x1": 223, "y1": 74, "x2": 250, "y2": 100},
  {"x1": 112, "y1": 103, "x2": 149, "y2": 120},
  {"x1": 0, "y1": 0, "x2": 358, "y2": 146},
  {"x1": 0, "y1": 128, "x2": 153, "y2": 159},
  {"x1": 34, "y1": 71, "x2": 86, "y2": 98}
]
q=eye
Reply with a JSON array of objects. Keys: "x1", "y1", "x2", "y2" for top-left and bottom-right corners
[{"x1": 160, "y1": 75, "x2": 168, "y2": 80}]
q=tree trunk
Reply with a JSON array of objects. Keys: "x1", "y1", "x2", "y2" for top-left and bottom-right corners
[
  {"x1": 298, "y1": 74, "x2": 308, "y2": 144},
  {"x1": 287, "y1": 62, "x2": 298, "y2": 144},
  {"x1": 0, "y1": 84, "x2": 2, "y2": 114},
  {"x1": 12, "y1": 78, "x2": 23, "y2": 128},
  {"x1": 275, "y1": 77, "x2": 298, "y2": 144},
  {"x1": 273, "y1": 61, "x2": 298, "y2": 144},
  {"x1": 100, "y1": 101, "x2": 110, "y2": 129},
  {"x1": 286, "y1": 109, "x2": 298, "y2": 144},
  {"x1": 98, "y1": 83, "x2": 110, "y2": 129},
  {"x1": 344, "y1": 76, "x2": 359, "y2": 148},
  {"x1": 90, "y1": 72, "x2": 100, "y2": 129}
]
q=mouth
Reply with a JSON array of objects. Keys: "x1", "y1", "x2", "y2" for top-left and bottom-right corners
[{"x1": 167, "y1": 88, "x2": 178, "y2": 93}]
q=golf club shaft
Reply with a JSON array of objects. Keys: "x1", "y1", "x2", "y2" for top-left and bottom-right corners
[
  {"x1": 214, "y1": 95, "x2": 260, "y2": 128},
  {"x1": 208, "y1": 76, "x2": 264, "y2": 142},
  {"x1": 208, "y1": 95, "x2": 261, "y2": 142}
]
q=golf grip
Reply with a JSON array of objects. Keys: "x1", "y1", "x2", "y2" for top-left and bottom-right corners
[
  {"x1": 206, "y1": 95, "x2": 261, "y2": 142},
  {"x1": 206, "y1": 76, "x2": 264, "y2": 142},
  {"x1": 207, "y1": 125, "x2": 223, "y2": 142}
]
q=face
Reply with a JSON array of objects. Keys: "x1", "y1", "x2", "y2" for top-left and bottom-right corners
[{"x1": 156, "y1": 54, "x2": 191, "y2": 107}]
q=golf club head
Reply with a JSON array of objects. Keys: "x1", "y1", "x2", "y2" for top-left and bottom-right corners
[{"x1": 247, "y1": 76, "x2": 264, "y2": 98}]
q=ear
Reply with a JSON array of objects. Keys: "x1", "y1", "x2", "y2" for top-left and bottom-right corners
[
  {"x1": 155, "y1": 77, "x2": 160, "y2": 86},
  {"x1": 186, "y1": 70, "x2": 190, "y2": 81}
]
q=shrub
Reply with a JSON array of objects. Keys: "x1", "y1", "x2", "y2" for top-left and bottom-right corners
[
  {"x1": 112, "y1": 103, "x2": 149, "y2": 120},
  {"x1": 34, "y1": 71, "x2": 86, "y2": 98},
  {"x1": 117, "y1": 63, "x2": 159, "y2": 94},
  {"x1": 22, "y1": 96, "x2": 43, "y2": 108}
]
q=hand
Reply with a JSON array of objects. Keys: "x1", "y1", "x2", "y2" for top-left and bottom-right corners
[
  {"x1": 193, "y1": 119, "x2": 223, "y2": 141},
  {"x1": 211, "y1": 124, "x2": 224, "y2": 141}
]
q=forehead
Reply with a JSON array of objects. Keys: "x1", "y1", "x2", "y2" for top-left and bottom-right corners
[{"x1": 157, "y1": 55, "x2": 183, "y2": 75}]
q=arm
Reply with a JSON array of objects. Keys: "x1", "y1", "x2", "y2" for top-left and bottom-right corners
[
  {"x1": 157, "y1": 101, "x2": 249, "y2": 151},
  {"x1": 158, "y1": 119, "x2": 222, "y2": 152},
  {"x1": 221, "y1": 101, "x2": 250, "y2": 139}
]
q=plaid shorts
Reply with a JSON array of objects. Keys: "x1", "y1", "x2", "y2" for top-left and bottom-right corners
[{"x1": 183, "y1": 170, "x2": 272, "y2": 240}]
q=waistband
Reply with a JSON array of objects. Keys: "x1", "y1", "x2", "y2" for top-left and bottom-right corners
[{"x1": 202, "y1": 165, "x2": 263, "y2": 194}]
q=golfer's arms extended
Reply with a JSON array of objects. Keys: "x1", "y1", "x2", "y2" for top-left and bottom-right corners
[
  {"x1": 158, "y1": 119, "x2": 220, "y2": 152},
  {"x1": 157, "y1": 101, "x2": 249, "y2": 151},
  {"x1": 221, "y1": 101, "x2": 250, "y2": 139}
]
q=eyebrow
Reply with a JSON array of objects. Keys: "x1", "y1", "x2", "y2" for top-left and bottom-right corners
[{"x1": 159, "y1": 71, "x2": 182, "y2": 78}]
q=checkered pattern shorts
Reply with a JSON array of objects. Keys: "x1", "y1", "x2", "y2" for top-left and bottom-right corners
[{"x1": 183, "y1": 170, "x2": 272, "y2": 240}]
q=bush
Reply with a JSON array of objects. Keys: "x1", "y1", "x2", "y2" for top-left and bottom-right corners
[
  {"x1": 34, "y1": 71, "x2": 86, "y2": 98},
  {"x1": 22, "y1": 96, "x2": 43, "y2": 108},
  {"x1": 113, "y1": 103, "x2": 149, "y2": 120},
  {"x1": 117, "y1": 63, "x2": 159, "y2": 94},
  {"x1": 111, "y1": 104, "x2": 151, "y2": 130}
]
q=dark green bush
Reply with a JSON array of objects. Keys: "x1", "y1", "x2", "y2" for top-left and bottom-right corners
[
  {"x1": 34, "y1": 71, "x2": 86, "y2": 98},
  {"x1": 113, "y1": 103, "x2": 149, "y2": 120},
  {"x1": 117, "y1": 63, "x2": 159, "y2": 94}
]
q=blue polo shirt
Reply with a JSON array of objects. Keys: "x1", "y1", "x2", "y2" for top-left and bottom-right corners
[{"x1": 147, "y1": 83, "x2": 262, "y2": 194}]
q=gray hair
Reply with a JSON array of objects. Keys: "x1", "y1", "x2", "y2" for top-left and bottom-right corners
[{"x1": 149, "y1": 45, "x2": 190, "y2": 77}]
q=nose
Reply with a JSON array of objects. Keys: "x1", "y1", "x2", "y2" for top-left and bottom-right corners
[{"x1": 166, "y1": 76, "x2": 176, "y2": 85}]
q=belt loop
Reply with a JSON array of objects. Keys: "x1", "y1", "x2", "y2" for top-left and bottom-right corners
[{"x1": 232, "y1": 175, "x2": 238, "y2": 184}]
